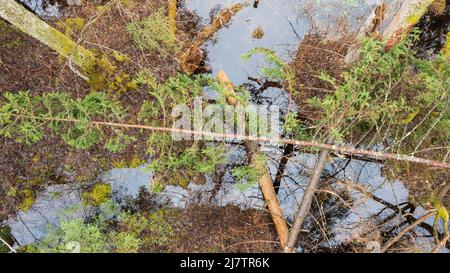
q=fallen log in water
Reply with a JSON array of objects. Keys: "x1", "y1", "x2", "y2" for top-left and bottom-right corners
[
  {"x1": 217, "y1": 70, "x2": 290, "y2": 249},
  {"x1": 180, "y1": 3, "x2": 246, "y2": 74}
]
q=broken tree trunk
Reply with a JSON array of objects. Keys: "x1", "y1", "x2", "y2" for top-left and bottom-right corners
[
  {"x1": 346, "y1": 0, "x2": 434, "y2": 63},
  {"x1": 0, "y1": 0, "x2": 97, "y2": 72},
  {"x1": 217, "y1": 70, "x2": 289, "y2": 249},
  {"x1": 284, "y1": 148, "x2": 329, "y2": 252},
  {"x1": 382, "y1": 0, "x2": 434, "y2": 50},
  {"x1": 180, "y1": 3, "x2": 245, "y2": 74}
]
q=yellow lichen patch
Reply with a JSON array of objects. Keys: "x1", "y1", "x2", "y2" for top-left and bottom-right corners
[
  {"x1": 129, "y1": 155, "x2": 146, "y2": 168},
  {"x1": 96, "y1": 5, "x2": 110, "y2": 13},
  {"x1": 112, "y1": 155, "x2": 146, "y2": 169},
  {"x1": 31, "y1": 154, "x2": 41, "y2": 163},
  {"x1": 85, "y1": 54, "x2": 116, "y2": 90},
  {"x1": 119, "y1": 0, "x2": 136, "y2": 9},
  {"x1": 108, "y1": 72, "x2": 135, "y2": 95},
  {"x1": 64, "y1": 17, "x2": 86, "y2": 38},
  {"x1": 112, "y1": 51, "x2": 127, "y2": 62},
  {"x1": 405, "y1": 0, "x2": 436, "y2": 26},
  {"x1": 112, "y1": 159, "x2": 127, "y2": 169},
  {"x1": 98, "y1": 55, "x2": 117, "y2": 75},
  {"x1": 29, "y1": 177, "x2": 43, "y2": 185},
  {"x1": 443, "y1": 32, "x2": 450, "y2": 59},
  {"x1": 406, "y1": 14, "x2": 421, "y2": 25},
  {"x1": 19, "y1": 189, "x2": 37, "y2": 212},
  {"x1": 126, "y1": 80, "x2": 139, "y2": 91},
  {"x1": 85, "y1": 53, "x2": 137, "y2": 94},
  {"x1": 82, "y1": 183, "x2": 112, "y2": 207}
]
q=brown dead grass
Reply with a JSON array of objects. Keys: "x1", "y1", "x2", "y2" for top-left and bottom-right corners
[
  {"x1": 166, "y1": 205, "x2": 279, "y2": 253},
  {"x1": 288, "y1": 34, "x2": 354, "y2": 121}
]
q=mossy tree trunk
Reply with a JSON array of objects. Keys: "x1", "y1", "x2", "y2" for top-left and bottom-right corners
[{"x1": 0, "y1": 0, "x2": 97, "y2": 72}]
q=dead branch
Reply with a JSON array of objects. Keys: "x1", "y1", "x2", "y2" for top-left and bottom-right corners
[
  {"x1": 380, "y1": 210, "x2": 436, "y2": 253},
  {"x1": 180, "y1": 3, "x2": 246, "y2": 74},
  {"x1": 0, "y1": 236, "x2": 16, "y2": 253},
  {"x1": 285, "y1": 148, "x2": 330, "y2": 252},
  {"x1": 217, "y1": 70, "x2": 290, "y2": 249},
  {"x1": 340, "y1": 180, "x2": 450, "y2": 249},
  {"x1": 273, "y1": 144, "x2": 295, "y2": 194}
]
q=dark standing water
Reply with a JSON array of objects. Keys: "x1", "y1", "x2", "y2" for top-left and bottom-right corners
[
  {"x1": 185, "y1": 0, "x2": 380, "y2": 85},
  {"x1": 19, "y1": 0, "x2": 62, "y2": 17}
]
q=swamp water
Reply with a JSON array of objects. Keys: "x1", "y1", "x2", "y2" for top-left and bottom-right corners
[{"x1": 2, "y1": 0, "x2": 447, "y2": 252}]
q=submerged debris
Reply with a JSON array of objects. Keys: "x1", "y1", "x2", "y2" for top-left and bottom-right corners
[{"x1": 180, "y1": 3, "x2": 246, "y2": 74}]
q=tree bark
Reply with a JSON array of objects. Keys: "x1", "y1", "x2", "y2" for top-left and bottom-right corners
[
  {"x1": 284, "y1": 148, "x2": 329, "y2": 252},
  {"x1": 168, "y1": 0, "x2": 177, "y2": 36},
  {"x1": 217, "y1": 70, "x2": 290, "y2": 249},
  {"x1": 0, "y1": 0, "x2": 97, "y2": 71},
  {"x1": 382, "y1": 0, "x2": 434, "y2": 50},
  {"x1": 273, "y1": 144, "x2": 294, "y2": 194},
  {"x1": 346, "y1": 0, "x2": 434, "y2": 63}
]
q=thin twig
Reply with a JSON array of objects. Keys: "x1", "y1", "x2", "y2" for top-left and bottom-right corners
[
  {"x1": 0, "y1": 237, "x2": 16, "y2": 253},
  {"x1": 380, "y1": 210, "x2": 437, "y2": 253}
]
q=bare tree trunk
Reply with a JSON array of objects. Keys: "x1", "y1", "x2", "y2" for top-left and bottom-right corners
[
  {"x1": 217, "y1": 70, "x2": 289, "y2": 249},
  {"x1": 0, "y1": 0, "x2": 96, "y2": 71},
  {"x1": 284, "y1": 148, "x2": 329, "y2": 252},
  {"x1": 382, "y1": 0, "x2": 434, "y2": 50},
  {"x1": 346, "y1": 0, "x2": 434, "y2": 63},
  {"x1": 273, "y1": 144, "x2": 294, "y2": 194}
]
